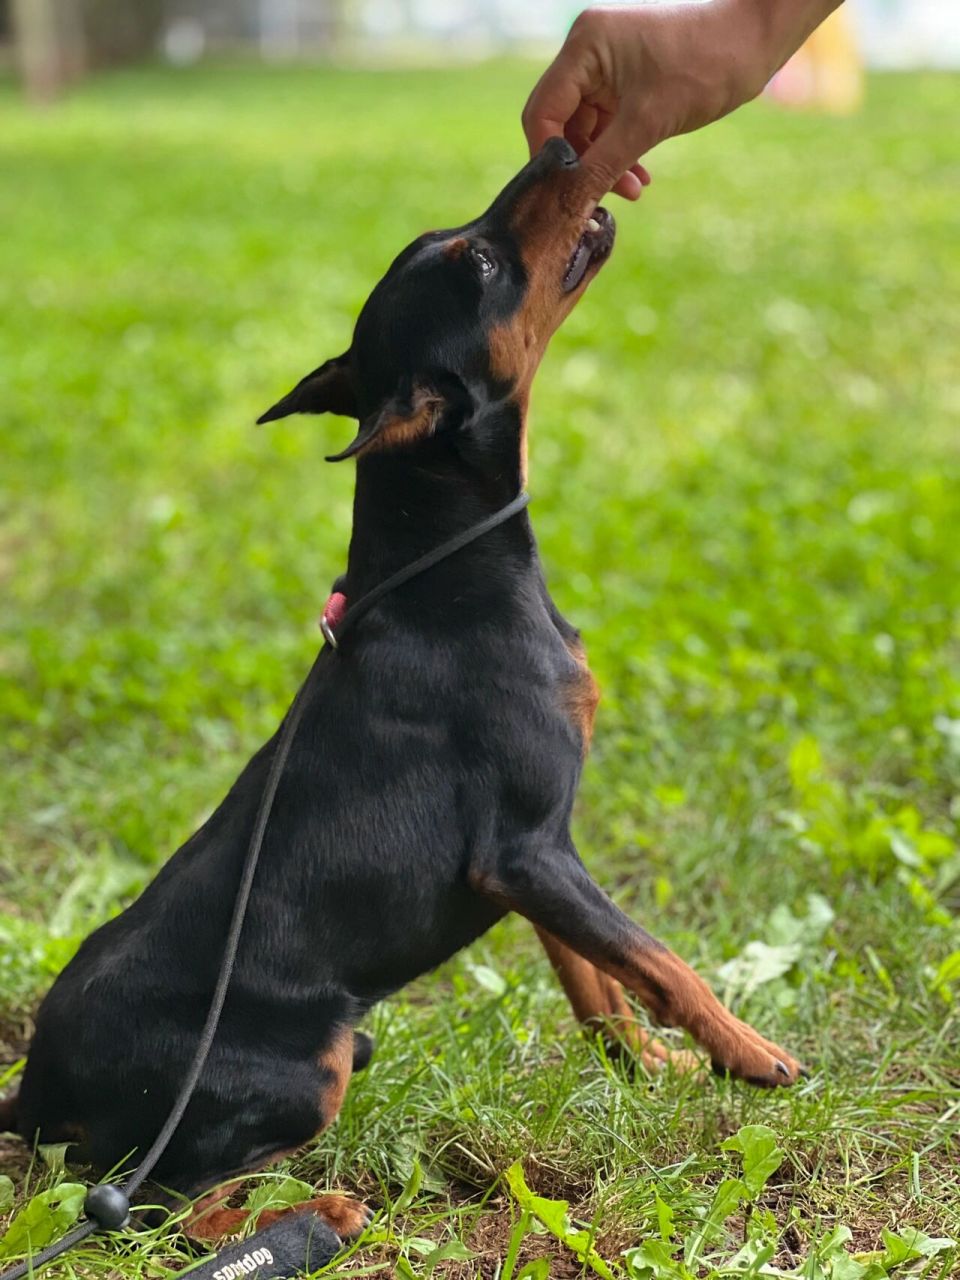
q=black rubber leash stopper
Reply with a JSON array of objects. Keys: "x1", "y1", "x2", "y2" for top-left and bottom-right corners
[{"x1": 84, "y1": 1185, "x2": 131, "y2": 1229}]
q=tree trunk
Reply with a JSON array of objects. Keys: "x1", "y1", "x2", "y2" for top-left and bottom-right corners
[{"x1": 11, "y1": 0, "x2": 86, "y2": 102}]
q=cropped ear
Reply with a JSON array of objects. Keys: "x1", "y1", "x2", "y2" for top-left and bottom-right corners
[
  {"x1": 256, "y1": 351, "x2": 357, "y2": 424},
  {"x1": 325, "y1": 373, "x2": 472, "y2": 463}
]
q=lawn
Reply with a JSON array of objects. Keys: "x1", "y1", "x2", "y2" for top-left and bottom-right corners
[{"x1": 1, "y1": 59, "x2": 959, "y2": 1280}]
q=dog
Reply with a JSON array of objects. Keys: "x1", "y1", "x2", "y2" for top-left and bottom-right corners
[{"x1": 2, "y1": 137, "x2": 802, "y2": 1242}]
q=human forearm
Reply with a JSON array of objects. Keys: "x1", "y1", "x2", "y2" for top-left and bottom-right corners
[{"x1": 742, "y1": 0, "x2": 846, "y2": 88}]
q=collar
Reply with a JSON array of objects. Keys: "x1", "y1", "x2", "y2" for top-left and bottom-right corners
[{"x1": 320, "y1": 490, "x2": 531, "y2": 651}]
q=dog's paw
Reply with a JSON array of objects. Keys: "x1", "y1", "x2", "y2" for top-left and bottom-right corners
[
  {"x1": 707, "y1": 1016, "x2": 805, "y2": 1088},
  {"x1": 605, "y1": 1024, "x2": 702, "y2": 1078},
  {"x1": 303, "y1": 1194, "x2": 374, "y2": 1240},
  {"x1": 184, "y1": 1203, "x2": 249, "y2": 1243},
  {"x1": 637, "y1": 1037, "x2": 702, "y2": 1078}
]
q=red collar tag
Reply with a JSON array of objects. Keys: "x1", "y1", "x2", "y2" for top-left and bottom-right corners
[{"x1": 320, "y1": 591, "x2": 348, "y2": 647}]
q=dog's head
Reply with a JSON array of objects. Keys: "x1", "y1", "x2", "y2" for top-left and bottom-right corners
[{"x1": 258, "y1": 138, "x2": 614, "y2": 473}]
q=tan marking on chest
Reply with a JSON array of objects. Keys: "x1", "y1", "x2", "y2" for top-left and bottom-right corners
[{"x1": 560, "y1": 635, "x2": 600, "y2": 753}]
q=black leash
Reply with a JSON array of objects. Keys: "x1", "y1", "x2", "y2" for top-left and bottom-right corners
[
  {"x1": 321, "y1": 490, "x2": 531, "y2": 648},
  {"x1": 0, "y1": 490, "x2": 530, "y2": 1280}
]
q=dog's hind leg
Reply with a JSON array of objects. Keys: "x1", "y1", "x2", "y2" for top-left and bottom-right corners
[
  {"x1": 535, "y1": 929, "x2": 699, "y2": 1075},
  {"x1": 186, "y1": 1184, "x2": 372, "y2": 1244},
  {"x1": 184, "y1": 1027, "x2": 370, "y2": 1244}
]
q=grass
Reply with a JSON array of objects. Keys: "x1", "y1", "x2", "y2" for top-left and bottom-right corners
[{"x1": 1, "y1": 59, "x2": 959, "y2": 1280}]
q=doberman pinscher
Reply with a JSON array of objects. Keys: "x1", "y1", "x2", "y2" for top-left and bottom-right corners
[{"x1": 2, "y1": 138, "x2": 802, "y2": 1242}]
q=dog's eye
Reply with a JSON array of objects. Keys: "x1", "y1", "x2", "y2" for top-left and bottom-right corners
[{"x1": 471, "y1": 247, "x2": 497, "y2": 281}]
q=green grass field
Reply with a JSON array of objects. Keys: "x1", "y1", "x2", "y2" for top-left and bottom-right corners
[{"x1": 1, "y1": 61, "x2": 959, "y2": 1279}]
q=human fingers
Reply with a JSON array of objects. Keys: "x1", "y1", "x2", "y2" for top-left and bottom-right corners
[
  {"x1": 521, "y1": 47, "x2": 595, "y2": 157},
  {"x1": 581, "y1": 109, "x2": 655, "y2": 200}
]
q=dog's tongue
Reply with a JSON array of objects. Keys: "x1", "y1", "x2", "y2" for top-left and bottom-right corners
[{"x1": 563, "y1": 238, "x2": 593, "y2": 292}]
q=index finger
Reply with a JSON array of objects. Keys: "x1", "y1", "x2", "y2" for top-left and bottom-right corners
[{"x1": 521, "y1": 53, "x2": 590, "y2": 157}]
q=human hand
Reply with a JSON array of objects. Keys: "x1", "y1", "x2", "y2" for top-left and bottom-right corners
[{"x1": 522, "y1": 2, "x2": 809, "y2": 200}]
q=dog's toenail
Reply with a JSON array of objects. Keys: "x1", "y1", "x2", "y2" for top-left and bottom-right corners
[{"x1": 776, "y1": 1060, "x2": 790, "y2": 1077}]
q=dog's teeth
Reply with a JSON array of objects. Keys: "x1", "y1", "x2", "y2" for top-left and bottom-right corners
[{"x1": 586, "y1": 217, "x2": 601, "y2": 233}]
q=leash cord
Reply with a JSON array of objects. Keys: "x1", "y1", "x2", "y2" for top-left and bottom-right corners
[
  {"x1": 0, "y1": 1222, "x2": 101, "y2": 1280},
  {"x1": 0, "y1": 661, "x2": 320, "y2": 1280},
  {"x1": 329, "y1": 490, "x2": 531, "y2": 644},
  {"x1": 0, "y1": 489, "x2": 529, "y2": 1280}
]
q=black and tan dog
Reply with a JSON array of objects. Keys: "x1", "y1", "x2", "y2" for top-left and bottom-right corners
[{"x1": 2, "y1": 138, "x2": 802, "y2": 1241}]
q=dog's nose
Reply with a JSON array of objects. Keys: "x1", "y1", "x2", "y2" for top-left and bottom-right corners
[
  {"x1": 539, "y1": 135, "x2": 580, "y2": 169},
  {"x1": 480, "y1": 135, "x2": 581, "y2": 225}
]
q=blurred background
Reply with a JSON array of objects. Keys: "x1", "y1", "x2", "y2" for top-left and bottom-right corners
[{"x1": 2, "y1": 0, "x2": 960, "y2": 100}]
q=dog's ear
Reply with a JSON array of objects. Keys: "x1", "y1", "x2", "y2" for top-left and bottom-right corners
[
  {"x1": 256, "y1": 352, "x2": 357, "y2": 424},
  {"x1": 325, "y1": 373, "x2": 472, "y2": 463}
]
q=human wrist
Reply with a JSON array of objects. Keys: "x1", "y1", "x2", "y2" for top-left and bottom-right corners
[
  {"x1": 705, "y1": 0, "x2": 784, "y2": 108},
  {"x1": 732, "y1": 0, "x2": 844, "y2": 87}
]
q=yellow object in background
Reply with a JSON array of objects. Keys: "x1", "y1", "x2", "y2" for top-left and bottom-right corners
[{"x1": 767, "y1": 8, "x2": 865, "y2": 113}]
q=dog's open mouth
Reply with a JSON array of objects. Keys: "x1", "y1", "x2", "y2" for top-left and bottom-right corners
[{"x1": 562, "y1": 206, "x2": 616, "y2": 292}]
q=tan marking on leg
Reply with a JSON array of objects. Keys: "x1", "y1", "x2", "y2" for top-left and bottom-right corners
[
  {"x1": 476, "y1": 871, "x2": 801, "y2": 1087},
  {"x1": 186, "y1": 1187, "x2": 371, "y2": 1244},
  {"x1": 603, "y1": 941, "x2": 803, "y2": 1086},
  {"x1": 317, "y1": 1025, "x2": 354, "y2": 1128},
  {"x1": 536, "y1": 928, "x2": 698, "y2": 1074},
  {"x1": 184, "y1": 1181, "x2": 252, "y2": 1241}
]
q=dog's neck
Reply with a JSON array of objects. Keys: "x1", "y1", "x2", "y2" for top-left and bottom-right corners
[{"x1": 344, "y1": 421, "x2": 534, "y2": 599}]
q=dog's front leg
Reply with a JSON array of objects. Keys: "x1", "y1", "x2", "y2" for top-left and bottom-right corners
[
  {"x1": 534, "y1": 928, "x2": 699, "y2": 1074},
  {"x1": 471, "y1": 840, "x2": 803, "y2": 1087}
]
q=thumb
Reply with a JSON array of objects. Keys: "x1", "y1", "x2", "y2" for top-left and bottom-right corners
[
  {"x1": 580, "y1": 108, "x2": 656, "y2": 199},
  {"x1": 522, "y1": 53, "x2": 591, "y2": 157}
]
